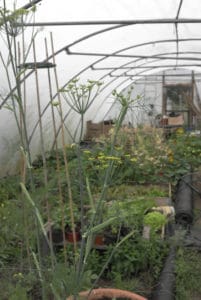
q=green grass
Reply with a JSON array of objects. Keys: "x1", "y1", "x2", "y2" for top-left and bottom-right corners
[{"x1": 175, "y1": 247, "x2": 201, "y2": 300}]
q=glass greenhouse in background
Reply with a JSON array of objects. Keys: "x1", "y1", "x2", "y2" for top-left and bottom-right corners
[{"x1": 1, "y1": 1, "x2": 201, "y2": 299}]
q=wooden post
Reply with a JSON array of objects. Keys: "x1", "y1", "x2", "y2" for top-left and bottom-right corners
[{"x1": 162, "y1": 73, "x2": 166, "y2": 115}]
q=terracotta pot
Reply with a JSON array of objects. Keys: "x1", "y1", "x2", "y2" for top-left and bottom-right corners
[
  {"x1": 94, "y1": 234, "x2": 105, "y2": 246},
  {"x1": 67, "y1": 288, "x2": 148, "y2": 300},
  {"x1": 66, "y1": 231, "x2": 81, "y2": 243}
]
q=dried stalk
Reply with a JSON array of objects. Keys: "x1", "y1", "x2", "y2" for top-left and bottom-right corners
[
  {"x1": 33, "y1": 38, "x2": 55, "y2": 268},
  {"x1": 50, "y1": 33, "x2": 77, "y2": 254},
  {"x1": 45, "y1": 37, "x2": 68, "y2": 263}
]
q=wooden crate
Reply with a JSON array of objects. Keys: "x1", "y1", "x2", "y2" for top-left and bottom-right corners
[
  {"x1": 85, "y1": 120, "x2": 113, "y2": 141},
  {"x1": 155, "y1": 197, "x2": 172, "y2": 206}
]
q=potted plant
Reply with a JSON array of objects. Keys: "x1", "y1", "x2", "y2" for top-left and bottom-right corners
[
  {"x1": 84, "y1": 206, "x2": 108, "y2": 248},
  {"x1": 93, "y1": 233, "x2": 106, "y2": 247},
  {"x1": 52, "y1": 203, "x2": 81, "y2": 244},
  {"x1": 65, "y1": 204, "x2": 81, "y2": 243}
]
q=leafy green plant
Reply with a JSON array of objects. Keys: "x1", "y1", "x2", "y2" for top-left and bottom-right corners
[
  {"x1": 49, "y1": 263, "x2": 97, "y2": 299},
  {"x1": 144, "y1": 211, "x2": 167, "y2": 232},
  {"x1": 52, "y1": 202, "x2": 80, "y2": 231},
  {"x1": 81, "y1": 126, "x2": 170, "y2": 185},
  {"x1": 100, "y1": 235, "x2": 169, "y2": 281},
  {"x1": 0, "y1": 198, "x2": 36, "y2": 266},
  {"x1": 104, "y1": 197, "x2": 156, "y2": 234},
  {"x1": 165, "y1": 134, "x2": 201, "y2": 183},
  {"x1": 175, "y1": 247, "x2": 201, "y2": 300},
  {"x1": 0, "y1": 270, "x2": 39, "y2": 300}
]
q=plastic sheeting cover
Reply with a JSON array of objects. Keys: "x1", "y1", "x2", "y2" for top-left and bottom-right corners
[{"x1": 1, "y1": 0, "x2": 201, "y2": 175}]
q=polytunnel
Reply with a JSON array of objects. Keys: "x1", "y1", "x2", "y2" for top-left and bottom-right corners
[
  {"x1": 1, "y1": 0, "x2": 201, "y2": 175},
  {"x1": 2, "y1": 1, "x2": 201, "y2": 300}
]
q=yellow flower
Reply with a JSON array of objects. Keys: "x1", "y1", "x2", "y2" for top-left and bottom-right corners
[
  {"x1": 83, "y1": 150, "x2": 91, "y2": 154},
  {"x1": 115, "y1": 146, "x2": 123, "y2": 151},
  {"x1": 130, "y1": 158, "x2": 137, "y2": 162},
  {"x1": 13, "y1": 272, "x2": 24, "y2": 279},
  {"x1": 105, "y1": 156, "x2": 120, "y2": 160},
  {"x1": 97, "y1": 155, "x2": 105, "y2": 160},
  {"x1": 176, "y1": 127, "x2": 184, "y2": 134},
  {"x1": 98, "y1": 152, "x2": 104, "y2": 156},
  {"x1": 169, "y1": 155, "x2": 174, "y2": 163},
  {"x1": 167, "y1": 149, "x2": 173, "y2": 155}
]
